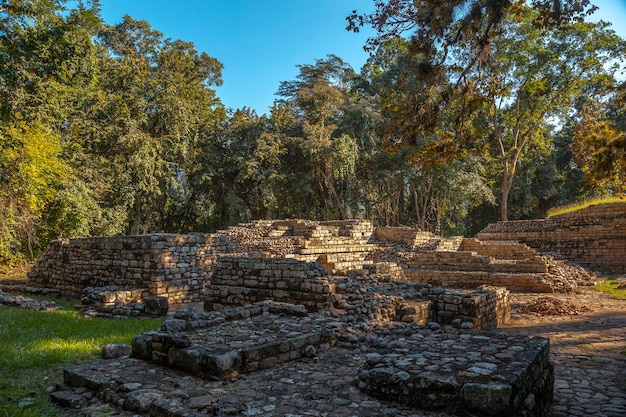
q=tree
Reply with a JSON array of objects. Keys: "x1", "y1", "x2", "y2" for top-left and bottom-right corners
[
  {"x1": 0, "y1": 0, "x2": 104, "y2": 260},
  {"x1": 477, "y1": 9, "x2": 625, "y2": 220},
  {"x1": 571, "y1": 93, "x2": 626, "y2": 193},
  {"x1": 277, "y1": 56, "x2": 360, "y2": 220},
  {"x1": 347, "y1": 0, "x2": 598, "y2": 141},
  {"x1": 89, "y1": 15, "x2": 225, "y2": 234},
  {"x1": 0, "y1": 124, "x2": 71, "y2": 260}
]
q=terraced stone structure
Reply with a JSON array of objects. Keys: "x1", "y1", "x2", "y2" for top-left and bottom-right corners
[
  {"x1": 28, "y1": 218, "x2": 596, "y2": 311},
  {"x1": 206, "y1": 256, "x2": 510, "y2": 330},
  {"x1": 478, "y1": 202, "x2": 626, "y2": 275},
  {"x1": 33, "y1": 217, "x2": 603, "y2": 416}
]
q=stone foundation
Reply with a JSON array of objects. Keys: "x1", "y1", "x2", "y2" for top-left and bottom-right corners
[
  {"x1": 205, "y1": 257, "x2": 510, "y2": 331},
  {"x1": 205, "y1": 256, "x2": 334, "y2": 312},
  {"x1": 51, "y1": 302, "x2": 551, "y2": 417},
  {"x1": 353, "y1": 323, "x2": 553, "y2": 417},
  {"x1": 27, "y1": 234, "x2": 220, "y2": 303},
  {"x1": 132, "y1": 301, "x2": 341, "y2": 379}
]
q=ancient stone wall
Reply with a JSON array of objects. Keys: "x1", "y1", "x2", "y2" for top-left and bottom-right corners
[
  {"x1": 27, "y1": 220, "x2": 378, "y2": 303},
  {"x1": 205, "y1": 256, "x2": 335, "y2": 312},
  {"x1": 27, "y1": 215, "x2": 599, "y2": 307},
  {"x1": 374, "y1": 227, "x2": 440, "y2": 249},
  {"x1": 27, "y1": 234, "x2": 223, "y2": 303},
  {"x1": 477, "y1": 203, "x2": 626, "y2": 274},
  {"x1": 206, "y1": 256, "x2": 509, "y2": 330}
]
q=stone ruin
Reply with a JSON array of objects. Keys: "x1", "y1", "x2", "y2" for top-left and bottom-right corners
[
  {"x1": 50, "y1": 283, "x2": 554, "y2": 417},
  {"x1": 26, "y1": 218, "x2": 597, "y2": 315},
  {"x1": 478, "y1": 202, "x2": 626, "y2": 275},
  {"x1": 18, "y1": 207, "x2": 621, "y2": 416}
]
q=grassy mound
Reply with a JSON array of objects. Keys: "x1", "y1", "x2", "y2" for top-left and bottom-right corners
[{"x1": 547, "y1": 196, "x2": 626, "y2": 218}]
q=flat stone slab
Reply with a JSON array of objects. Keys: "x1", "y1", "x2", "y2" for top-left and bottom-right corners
[
  {"x1": 132, "y1": 302, "x2": 344, "y2": 379},
  {"x1": 344, "y1": 322, "x2": 553, "y2": 416}
]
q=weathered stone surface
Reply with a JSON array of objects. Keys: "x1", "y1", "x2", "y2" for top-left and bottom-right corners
[
  {"x1": 143, "y1": 296, "x2": 169, "y2": 315},
  {"x1": 52, "y1": 319, "x2": 554, "y2": 417},
  {"x1": 26, "y1": 215, "x2": 603, "y2": 312},
  {"x1": 49, "y1": 390, "x2": 87, "y2": 409},
  {"x1": 101, "y1": 344, "x2": 132, "y2": 359},
  {"x1": 0, "y1": 291, "x2": 61, "y2": 311},
  {"x1": 477, "y1": 202, "x2": 626, "y2": 274}
]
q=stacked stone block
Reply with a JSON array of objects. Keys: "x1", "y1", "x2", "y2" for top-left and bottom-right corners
[
  {"x1": 477, "y1": 202, "x2": 626, "y2": 274},
  {"x1": 374, "y1": 227, "x2": 442, "y2": 249},
  {"x1": 404, "y1": 270, "x2": 555, "y2": 293},
  {"x1": 407, "y1": 251, "x2": 548, "y2": 274},
  {"x1": 354, "y1": 325, "x2": 553, "y2": 417},
  {"x1": 420, "y1": 286, "x2": 510, "y2": 330},
  {"x1": 205, "y1": 256, "x2": 335, "y2": 312},
  {"x1": 28, "y1": 234, "x2": 222, "y2": 303},
  {"x1": 132, "y1": 301, "x2": 342, "y2": 379},
  {"x1": 206, "y1": 257, "x2": 509, "y2": 330}
]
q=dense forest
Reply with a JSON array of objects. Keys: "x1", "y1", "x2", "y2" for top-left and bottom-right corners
[{"x1": 1, "y1": 0, "x2": 625, "y2": 262}]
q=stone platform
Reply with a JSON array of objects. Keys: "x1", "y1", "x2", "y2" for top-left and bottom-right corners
[{"x1": 51, "y1": 301, "x2": 553, "y2": 417}]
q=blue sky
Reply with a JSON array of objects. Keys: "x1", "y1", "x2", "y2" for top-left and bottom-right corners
[{"x1": 98, "y1": 1, "x2": 626, "y2": 115}]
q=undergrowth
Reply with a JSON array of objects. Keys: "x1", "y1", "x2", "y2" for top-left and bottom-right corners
[
  {"x1": 0, "y1": 304, "x2": 162, "y2": 416},
  {"x1": 594, "y1": 279, "x2": 626, "y2": 300},
  {"x1": 547, "y1": 196, "x2": 626, "y2": 217}
]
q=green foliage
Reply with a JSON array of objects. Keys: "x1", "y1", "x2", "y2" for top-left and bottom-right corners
[
  {"x1": 1, "y1": 0, "x2": 625, "y2": 256},
  {"x1": 0, "y1": 124, "x2": 71, "y2": 260}
]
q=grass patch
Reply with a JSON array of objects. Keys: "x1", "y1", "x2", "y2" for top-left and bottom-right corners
[
  {"x1": 547, "y1": 196, "x2": 626, "y2": 217},
  {"x1": 594, "y1": 279, "x2": 626, "y2": 300},
  {"x1": 0, "y1": 303, "x2": 162, "y2": 416}
]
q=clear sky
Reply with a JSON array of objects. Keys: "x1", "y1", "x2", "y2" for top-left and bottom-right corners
[{"x1": 98, "y1": 0, "x2": 626, "y2": 116}]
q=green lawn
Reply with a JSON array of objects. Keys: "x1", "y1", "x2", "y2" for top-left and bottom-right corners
[{"x1": 0, "y1": 301, "x2": 162, "y2": 416}]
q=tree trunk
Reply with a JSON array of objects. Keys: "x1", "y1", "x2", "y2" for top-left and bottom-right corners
[{"x1": 500, "y1": 171, "x2": 511, "y2": 222}]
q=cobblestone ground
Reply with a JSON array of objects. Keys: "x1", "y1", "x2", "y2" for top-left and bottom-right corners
[
  {"x1": 57, "y1": 288, "x2": 625, "y2": 417},
  {"x1": 504, "y1": 289, "x2": 626, "y2": 417}
]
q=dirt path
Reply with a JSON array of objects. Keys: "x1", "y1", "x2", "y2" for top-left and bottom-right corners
[{"x1": 503, "y1": 289, "x2": 626, "y2": 417}]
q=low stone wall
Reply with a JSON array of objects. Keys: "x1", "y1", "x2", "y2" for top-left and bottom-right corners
[
  {"x1": 374, "y1": 227, "x2": 441, "y2": 249},
  {"x1": 405, "y1": 270, "x2": 555, "y2": 293},
  {"x1": 422, "y1": 285, "x2": 510, "y2": 331},
  {"x1": 28, "y1": 234, "x2": 222, "y2": 303},
  {"x1": 132, "y1": 301, "x2": 341, "y2": 379},
  {"x1": 206, "y1": 257, "x2": 509, "y2": 331},
  {"x1": 353, "y1": 323, "x2": 553, "y2": 417},
  {"x1": 205, "y1": 256, "x2": 335, "y2": 312},
  {"x1": 477, "y1": 203, "x2": 626, "y2": 274},
  {"x1": 407, "y1": 251, "x2": 548, "y2": 274},
  {"x1": 461, "y1": 238, "x2": 544, "y2": 260}
]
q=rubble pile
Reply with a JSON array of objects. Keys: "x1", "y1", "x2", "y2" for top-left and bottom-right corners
[
  {"x1": 516, "y1": 296, "x2": 592, "y2": 316},
  {"x1": 0, "y1": 288, "x2": 61, "y2": 311}
]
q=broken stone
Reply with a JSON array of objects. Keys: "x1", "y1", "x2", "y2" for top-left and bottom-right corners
[{"x1": 101, "y1": 344, "x2": 132, "y2": 359}]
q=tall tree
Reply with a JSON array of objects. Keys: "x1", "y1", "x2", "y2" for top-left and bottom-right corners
[
  {"x1": 477, "y1": 8, "x2": 625, "y2": 220},
  {"x1": 347, "y1": 0, "x2": 598, "y2": 141},
  {"x1": 91, "y1": 15, "x2": 225, "y2": 234},
  {"x1": 0, "y1": 0, "x2": 103, "y2": 260},
  {"x1": 571, "y1": 95, "x2": 626, "y2": 193},
  {"x1": 277, "y1": 55, "x2": 359, "y2": 219}
]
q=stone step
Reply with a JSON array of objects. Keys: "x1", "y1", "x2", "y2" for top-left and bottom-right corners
[
  {"x1": 131, "y1": 302, "x2": 345, "y2": 380},
  {"x1": 404, "y1": 270, "x2": 555, "y2": 293}
]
